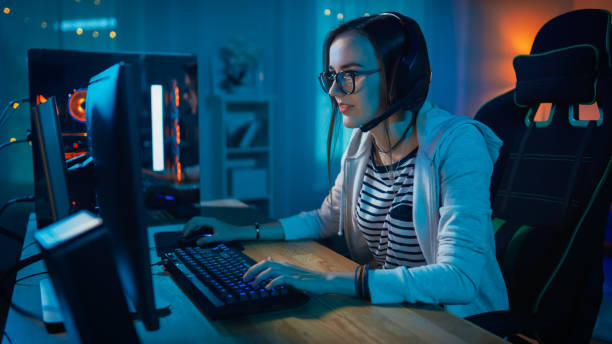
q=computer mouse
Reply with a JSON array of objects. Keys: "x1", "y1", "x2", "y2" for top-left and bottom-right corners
[{"x1": 178, "y1": 225, "x2": 215, "y2": 247}]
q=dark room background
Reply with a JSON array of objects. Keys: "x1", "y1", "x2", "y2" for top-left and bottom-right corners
[{"x1": 0, "y1": 0, "x2": 610, "y2": 223}]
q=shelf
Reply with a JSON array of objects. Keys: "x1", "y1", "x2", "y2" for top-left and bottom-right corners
[
  {"x1": 205, "y1": 94, "x2": 274, "y2": 217},
  {"x1": 225, "y1": 194, "x2": 270, "y2": 202},
  {"x1": 227, "y1": 146, "x2": 269, "y2": 154}
]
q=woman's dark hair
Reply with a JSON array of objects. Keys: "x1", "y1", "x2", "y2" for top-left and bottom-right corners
[{"x1": 322, "y1": 12, "x2": 430, "y2": 192}]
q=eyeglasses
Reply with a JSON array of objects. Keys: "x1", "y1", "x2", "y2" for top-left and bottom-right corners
[{"x1": 318, "y1": 69, "x2": 380, "y2": 95}]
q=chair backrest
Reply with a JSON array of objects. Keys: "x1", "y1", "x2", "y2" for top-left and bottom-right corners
[{"x1": 475, "y1": 9, "x2": 612, "y2": 343}]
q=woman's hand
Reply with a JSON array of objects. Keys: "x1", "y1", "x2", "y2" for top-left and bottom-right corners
[
  {"x1": 182, "y1": 216, "x2": 242, "y2": 246},
  {"x1": 242, "y1": 257, "x2": 340, "y2": 295}
]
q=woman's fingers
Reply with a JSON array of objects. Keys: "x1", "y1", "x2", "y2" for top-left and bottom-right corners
[
  {"x1": 196, "y1": 235, "x2": 217, "y2": 246},
  {"x1": 243, "y1": 257, "x2": 274, "y2": 281},
  {"x1": 182, "y1": 216, "x2": 204, "y2": 235},
  {"x1": 265, "y1": 275, "x2": 290, "y2": 290},
  {"x1": 252, "y1": 267, "x2": 279, "y2": 287}
]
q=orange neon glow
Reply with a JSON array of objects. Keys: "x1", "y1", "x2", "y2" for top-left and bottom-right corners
[
  {"x1": 68, "y1": 89, "x2": 88, "y2": 122},
  {"x1": 534, "y1": 103, "x2": 552, "y2": 122},
  {"x1": 173, "y1": 118, "x2": 180, "y2": 145},
  {"x1": 533, "y1": 102, "x2": 601, "y2": 123},
  {"x1": 174, "y1": 83, "x2": 180, "y2": 108},
  {"x1": 62, "y1": 132, "x2": 88, "y2": 137},
  {"x1": 36, "y1": 94, "x2": 48, "y2": 105},
  {"x1": 175, "y1": 157, "x2": 182, "y2": 183},
  {"x1": 579, "y1": 103, "x2": 600, "y2": 121},
  {"x1": 474, "y1": 7, "x2": 550, "y2": 114},
  {"x1": 497, "y1": 11, "x2": 543, "y2": 84},
  {"x1": 64, "y1": 152, "x2": 87, "y2": 160}
]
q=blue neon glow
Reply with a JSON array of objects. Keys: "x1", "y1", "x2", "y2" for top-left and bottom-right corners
[{"x1": 56, "y1": 17, "x2": 118, "y2": 31}]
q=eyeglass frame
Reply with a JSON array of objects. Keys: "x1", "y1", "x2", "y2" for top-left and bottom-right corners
[{"x1": 318, "y1": 69, "x2": 380, "y2": 95}]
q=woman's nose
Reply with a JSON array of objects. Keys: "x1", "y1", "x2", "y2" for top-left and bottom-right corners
[{"x1": 328, "y1": 78, "x2": 343, "y2": 97}]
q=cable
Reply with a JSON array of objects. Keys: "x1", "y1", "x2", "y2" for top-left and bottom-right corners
[
  {"x1": 0, "y1": 253, "x2": 44, "y2": 284},
  {"x1": 0, "y1": 225, "x2": 23, "y2": 243},
  {"x1": 14, "y1": 271, "x2": 48, "y2": 285},
  {"x1": 0, "y1": 98, "x2": 29, "y2": 131},
  {"x1": 0, "y1": 138, "x2": 29, "y2": 152},
  {"x1": 3, "y1": 330, "x2": 14, "y2": 344},
  {"x1": 21, "y1": 241, "x2": 38, "y2": 252},
  {"x1": 0, "y1": 253, "x2": 45, "y2": 323},
  {"x1": 0, "y1": 195, "x2": 35, "y2": 217}
]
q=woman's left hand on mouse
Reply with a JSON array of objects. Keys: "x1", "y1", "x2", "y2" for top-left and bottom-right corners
[{"x1": 182, "y1": 217, "x2": 240, "y2": 246}]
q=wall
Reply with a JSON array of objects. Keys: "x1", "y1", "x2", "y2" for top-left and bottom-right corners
[{"x1": 0, "y1": 0, "x2": 610, "y2": 225}]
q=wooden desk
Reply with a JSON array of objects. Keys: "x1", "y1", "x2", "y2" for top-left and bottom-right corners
[{"x1": 4, "y1": 214, "x2": 506, "y2": 344}]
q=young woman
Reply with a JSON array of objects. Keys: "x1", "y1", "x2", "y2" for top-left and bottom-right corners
[{"x1": 183, "y1": 12, "x2": 509, "y2": 317}]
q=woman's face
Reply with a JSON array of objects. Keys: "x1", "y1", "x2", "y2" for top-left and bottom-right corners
[{"x1": 328, "y1": 33, "x2": 382, "y2": 128}]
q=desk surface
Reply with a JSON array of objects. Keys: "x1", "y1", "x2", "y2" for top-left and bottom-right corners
[{"x1": 4, "y1": 213, "x2": 506, "y2": 344}]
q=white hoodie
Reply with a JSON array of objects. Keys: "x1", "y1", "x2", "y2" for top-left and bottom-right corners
[{"x1": 280, "y1": 101, "x2": 509, "y2": 318}]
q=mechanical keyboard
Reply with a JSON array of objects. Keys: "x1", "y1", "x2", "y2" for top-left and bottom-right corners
[{"x1": 162, "y1": 244, "x2": 309, "y2": 319}]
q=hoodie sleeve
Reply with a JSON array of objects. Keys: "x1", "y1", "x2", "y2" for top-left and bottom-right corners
[
  {"x1": 279, "y1": 164, "x2": 344, "y2": 241},
  {"x1": 368, "y1": 124, "x2": 498, "y2": 306}
]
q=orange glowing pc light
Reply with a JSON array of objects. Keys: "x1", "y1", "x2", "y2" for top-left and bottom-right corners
[
  {"x1": 36, "y1": 94, "x2": 48, "y2": 105},
  {"x1": 68, "y1": 89, "x2": 88, "y2": 122}
]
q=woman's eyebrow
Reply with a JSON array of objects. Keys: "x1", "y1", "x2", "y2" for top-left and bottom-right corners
[{"x1": 328, "y1": 62, "x2": 364, "y2": 71}]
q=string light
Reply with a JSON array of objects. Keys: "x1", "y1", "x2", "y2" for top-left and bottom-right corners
[
  {"x1": 337, "y1": 13, "x2": 344, "y2": 20},
  {"x1": 92, "y1": 30, "x2": 99, "y2": 38},
  {"x1": 3, "y1": 8, "x2": 10, "y2": 15},
  {"x1": 364, "y1": 13, "x2": 370, "y2": 17},
  {"x1": 324, "y1": 9, "x2": 331, "y2": 16},
  {"x1": 109, "y1": 31, "x2": 117, "y2": 39},
  {"x1": 41, "y1": 21, "x2": 48, "y2": 29},
  {"x1": 94, "y1": 0, "x2": 101, "y2": 4},
  {"x1": 76, "y1": 28, "x2": 83, "y2": 35}
]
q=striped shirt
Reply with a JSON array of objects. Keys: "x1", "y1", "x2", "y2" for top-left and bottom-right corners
[{"x1": 356, "y1": 147, "x2": 426, "y2": 269}]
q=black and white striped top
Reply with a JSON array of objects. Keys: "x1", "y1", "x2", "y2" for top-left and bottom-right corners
[{"x1": 356, "y1": 147, "x2": 427, "y2": 269}]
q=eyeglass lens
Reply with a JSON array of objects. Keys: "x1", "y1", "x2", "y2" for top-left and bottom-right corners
[{"x1": 320, "y1": 72, "x2": 354, "y2": 94}]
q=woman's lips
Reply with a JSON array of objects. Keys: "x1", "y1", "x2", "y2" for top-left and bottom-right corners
[{"x1": 339, "y1": 104, "x2": 353, "y2": 113}]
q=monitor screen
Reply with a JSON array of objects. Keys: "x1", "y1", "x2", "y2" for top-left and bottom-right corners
[
  {"x1": 31, "y1": 96, "x2": 71, "y2": 227},
  {"x1": 86, "y1": 62, "x2": 159, "y2": 330}
]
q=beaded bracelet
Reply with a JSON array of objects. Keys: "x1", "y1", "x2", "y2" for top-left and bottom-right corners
[
  {"x1": 362, "y1": 265, "x2": 370, "y2": 299},
  {"x1": 353, "y1": 264, "x2": 371, "y2": 299}
]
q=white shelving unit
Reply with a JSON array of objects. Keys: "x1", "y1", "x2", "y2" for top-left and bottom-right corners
[{"x1": 204, "y1": 94, "x2": 275, "y2": 216}]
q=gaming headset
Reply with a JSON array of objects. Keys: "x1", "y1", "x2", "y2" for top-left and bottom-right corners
[{"x1": 359, "y1": 12, "x2": 432, "y2": 132}]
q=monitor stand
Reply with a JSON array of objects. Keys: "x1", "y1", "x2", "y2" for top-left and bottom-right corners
[{"x1": 40, "y1": 277, "x2": 170, "y2": 333}]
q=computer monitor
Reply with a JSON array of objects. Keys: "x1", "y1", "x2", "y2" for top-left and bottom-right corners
[
  {"x1": 31, "y1": 97, "x2": 71, "y2": 227},
  {"x1": 85, "y1": 62, "x2": 159, "y2": 330}
]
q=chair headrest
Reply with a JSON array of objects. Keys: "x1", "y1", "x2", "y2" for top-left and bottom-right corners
[
  {"x1": 531, "y1": 9, "x2": 611, "y2": 70},
  {"x1": 513, "y1": 45, "x2": 599, "y2": 106}
]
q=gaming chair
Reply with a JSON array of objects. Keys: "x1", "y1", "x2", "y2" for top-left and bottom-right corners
[{"x1": 466, "y1": 9, "x2": 612, "y2": 344}]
